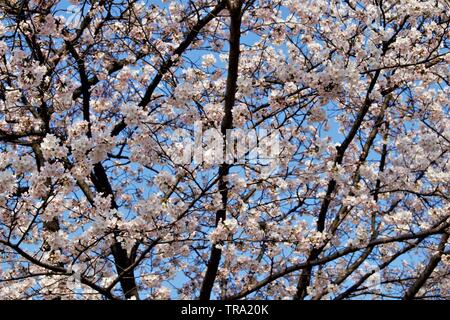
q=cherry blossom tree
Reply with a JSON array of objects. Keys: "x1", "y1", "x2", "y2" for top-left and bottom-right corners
[{"x1": 0, "y1": 0, "x2": 449, "y2": 300}]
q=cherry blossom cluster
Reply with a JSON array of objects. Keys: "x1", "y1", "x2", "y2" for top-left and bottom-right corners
[{"x1": 0, "y1": 0, "x2": 449, "y2": 300}]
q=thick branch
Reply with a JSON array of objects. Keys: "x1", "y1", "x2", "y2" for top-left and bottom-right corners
[{"x1": 199, "y1": 0, "x2": 242, "y2": 300}]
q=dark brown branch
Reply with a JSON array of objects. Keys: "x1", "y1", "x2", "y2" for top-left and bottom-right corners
[
  {"x1": 227, "y1": 216, "x2": 450, "y2": 300},
  {"x1": 199, "y1": 0, "x2": 242, "y2": 300},
  {"x1": 295, "y1": 69, "x2": 382, "y2": 299},
  {"x1": 403, "y1": 232, "x2": 449, "y2": 300}
]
